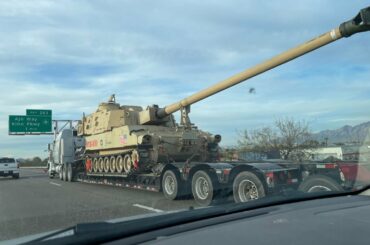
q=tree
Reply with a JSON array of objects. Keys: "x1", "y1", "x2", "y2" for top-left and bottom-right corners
[
  {"x1": 238, "y1": 118, "x2": 318, "y2": 161},
  {"x1": 238, "y1": 127, "x2": 281, "y2": 158},
  {"x1": 32, "y1": 157, "x2": 42, "y2": 164}
]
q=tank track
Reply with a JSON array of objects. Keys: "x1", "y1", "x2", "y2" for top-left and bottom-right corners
[{"x1": 84, "y1": 147, "x2": 153, "y2": 175}]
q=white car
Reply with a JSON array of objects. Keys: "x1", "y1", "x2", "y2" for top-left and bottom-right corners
[{"x1": 0, "y1": 157, "x2": 20, "y2": 179}]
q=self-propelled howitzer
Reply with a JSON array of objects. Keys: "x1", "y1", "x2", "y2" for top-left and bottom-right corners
[{"x1": 78, "y1": 6, "x2": 370, "y2": 175}]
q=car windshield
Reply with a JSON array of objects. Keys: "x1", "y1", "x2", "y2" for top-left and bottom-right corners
[{"x1": 0, "y1": 1, "x2": 369, "y2": 242}]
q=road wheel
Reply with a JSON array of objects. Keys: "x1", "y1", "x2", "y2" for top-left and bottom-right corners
[
  {"x1": 67, "y1": 163, "x2": 73, "y2": 182},
  {"x1": 123, "y1": 154, "x2": 132, "y2": 173},
  {"x1": 98, "y1": 157, "x2": 104, "y2": 172},
  {"x1": 12, "y1": 173, "x2": 20, "y2": 179},
  {"x1": 233, "y1": 171, "x2": 265, "y2": 203},
  {"x1": 103, "y1": 157, "x2": 110, "y2": 173},
  {"x1": 298, "y1": 175, "x2": 343, "y2": 193},
  {"x1": 116, "y1": 155, "x2": 124, "y2": 173},
  {"x1": 162, "y1": 170, "x2": 182, "y2": 200},
  {"x1": 192, "y1": 170, "x2": 216, "y2": 206},
  {"x1": 62, "y1": 164, "x2": 68, "y2": 181},
  {"x1": 109, "y1": 156, "x2": 116, "y2": 173},
  {"x1": 92, "y1": 158, "x2": 98, "y2": 173}
]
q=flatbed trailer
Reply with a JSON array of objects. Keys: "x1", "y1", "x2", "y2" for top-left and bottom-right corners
[
  {"x1": 64, "y1": 159, "x2": 301, "y2": 206},
  {"x1": 49, "y1": 129, "x2": 369, "y2": 206}
]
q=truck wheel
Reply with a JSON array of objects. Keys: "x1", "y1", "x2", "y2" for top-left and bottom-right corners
[
  {"x1": 233, "y1": 171, "x2": 265, "y2": 203},
  {"x1": 298, "y1": 175, "x2": 343, "y2": 193},
  {"x1": 67, "y1": 164, "x2": 73, "y2": 182},
  {"x1": 162, "y1": 170, "x2": 182, "y2": 200},
  {"x1": 49, "y1": 173, "x2": 54, "y2": 179},
  {"x1": 12, "y1": 173, "x2": 20, "y2": 179},
  {"x1": 192, "y1": 170, "x2": 216, "y2": 206},
  {"x1": 59, "y1": 166, "x2": 64, "y2": 180},
  {"x1": 62, "y1": 164, "x2": 68, "y2": 181}
]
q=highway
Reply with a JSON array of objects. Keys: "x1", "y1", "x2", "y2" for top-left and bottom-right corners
[{"x1": 0, "y1": 168, "x2": 198, "y2": 241}]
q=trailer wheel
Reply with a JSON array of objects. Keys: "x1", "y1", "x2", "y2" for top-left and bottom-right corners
[
  {"x1": 192, "y1": 170, "x2": 216, "y2": 206},
  {"x1": 67, "y1": 163, "x2": 73, "y2": 182},
  {"x1": 298, "y1": 175, "x2": 343, "y2": 193},
  {"x1": 233, "y1": 171, "x2": 265, "y2": 203},
  {"x1": 162, "y1": 170, "x2": 182, "y2": 200}
]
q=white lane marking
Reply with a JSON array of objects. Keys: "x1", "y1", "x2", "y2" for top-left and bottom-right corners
[
  {"x1": 133, "y1": 204, "x2": 163, "y2": 213},
  {"x1": 49, "y1": 181, "x2": 62, "y2": 187}
]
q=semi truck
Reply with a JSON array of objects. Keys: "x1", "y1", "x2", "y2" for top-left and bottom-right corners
[{"x1": 47, "y1": 6, "x2": 370, "y2": 206}]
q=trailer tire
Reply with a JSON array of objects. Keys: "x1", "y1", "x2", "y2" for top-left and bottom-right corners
[
  {"x1": 192, "y1": 170, "x2": 216, "y2": 206},
  {"x1": 233, "y1": 171, "x2": 265, "y2": 203},
  {"x1": 162, "y1": 170, "x2": 182, "y2": 200},
  {"x1": 298, "y1": 175, "x2": 343, "y2": 193},
  {"x1": 67, "y1": 163, "x2": 73, "y2": 182}
]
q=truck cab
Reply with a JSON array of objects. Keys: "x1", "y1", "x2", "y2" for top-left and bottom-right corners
[{"x1": 48, "y1": 129, "x2": 84, "y2": 179}]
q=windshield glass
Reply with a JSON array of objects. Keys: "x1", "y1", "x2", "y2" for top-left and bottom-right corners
[
  {"x1": 0, "y1": 0, "x2": 369, "y2": 242},
  {"x1": 0, "y1": 158, "x2": 15, "y2": 163}
]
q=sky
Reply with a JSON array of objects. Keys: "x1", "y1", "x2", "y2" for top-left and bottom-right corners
[{"x1": 0, "y1": 0, "x2": 369, "y2": 158}]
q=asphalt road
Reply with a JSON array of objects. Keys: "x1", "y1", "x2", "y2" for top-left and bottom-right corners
[{"x1": 0, "y1": 168, "x2": 198, "y2": 241}]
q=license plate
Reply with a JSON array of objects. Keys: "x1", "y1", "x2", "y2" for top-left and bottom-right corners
[{"x1": 4, "y1": 171, "x2": 8, "y2": 174}]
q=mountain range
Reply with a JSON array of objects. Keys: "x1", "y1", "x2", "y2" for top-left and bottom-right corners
[{"x1": 313, "y1": 121, "x2": 370, "y2": 144}]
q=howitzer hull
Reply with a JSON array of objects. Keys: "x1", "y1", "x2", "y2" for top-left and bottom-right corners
[{"x1": 83, "y1": 125, "x2": 219, "y2": 174}]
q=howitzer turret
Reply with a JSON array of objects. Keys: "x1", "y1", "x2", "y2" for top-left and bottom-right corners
[{"x1": 78, "y1": 7, "x2": 370, "y2": 175}]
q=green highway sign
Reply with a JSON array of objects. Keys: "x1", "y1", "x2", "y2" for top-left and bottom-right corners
[
  {"x1": 26, "y1": 109, "x2": 52, "y2": 117},
  {"x1": 9, "y1": 115, "x2": 52, "y2": 134}
]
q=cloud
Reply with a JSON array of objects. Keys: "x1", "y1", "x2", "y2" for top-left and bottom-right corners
[{"x1": 0, "y1": 0, "x2": 369, "y2": 157}]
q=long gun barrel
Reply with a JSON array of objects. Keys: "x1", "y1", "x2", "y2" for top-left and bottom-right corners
[{"x1": 156, "y1": 6, "x2": 370, "y2": 118}]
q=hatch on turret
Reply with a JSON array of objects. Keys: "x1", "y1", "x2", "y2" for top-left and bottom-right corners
[{"x1": 78, "y1": 95, "x2": 144, "y2": 136}]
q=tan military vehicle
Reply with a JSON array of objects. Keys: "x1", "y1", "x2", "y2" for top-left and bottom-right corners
[{"x1": 77, "y1": 95, "x2": 221, "y2": 174}]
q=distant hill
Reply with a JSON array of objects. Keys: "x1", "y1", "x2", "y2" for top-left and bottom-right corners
[{"x1": 313, "y1": 121, "x2": 370, "y2": 144}]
